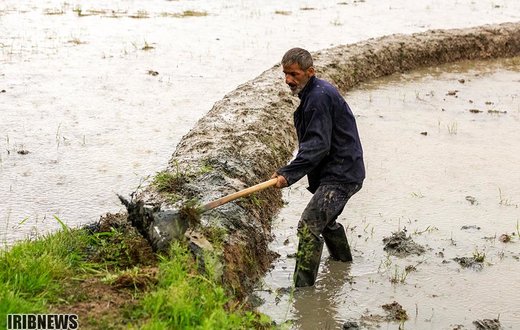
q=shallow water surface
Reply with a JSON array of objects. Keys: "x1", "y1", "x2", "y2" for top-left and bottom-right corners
[
  {"x1": 258, "y1": 57, "x2": 520, "y2": 329},
  {"x1": 2, "y1": 0, "x2": 520, "y2": 244}
]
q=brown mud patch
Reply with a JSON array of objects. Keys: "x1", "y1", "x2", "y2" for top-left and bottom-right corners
[
  {"x1": 383, "y1": 230, "x2": 426, "y2": 257},
  {"x1": 382, "y1": 301, "x2": 409, "y2": 322},
  {"x1": 123, "y1": 22, "x2": 520, "y2": 301},
  {"x1": 473, "y1": 318, "x2": 502, "y2": 330},
  {"x1": 356, "y1": 301, "x2": 409, "y2": 328},
  {"x1": 52, "y1": 277, "x2": 138, "y2": 329},
  {"x1": 453, "y1": 256, "x2": 485, "y2": 271}
]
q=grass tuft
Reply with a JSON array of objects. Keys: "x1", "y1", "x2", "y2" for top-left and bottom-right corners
[{"x1": 132, "y1": 242, "x2": 270, "y2": 329}]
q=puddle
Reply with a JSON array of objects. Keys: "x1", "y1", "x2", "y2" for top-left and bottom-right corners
[{"x1": 257, "y1": 57, "x2": 520, "y2": 329}]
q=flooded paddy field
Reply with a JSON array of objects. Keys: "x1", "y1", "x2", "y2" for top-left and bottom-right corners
[
  {"x1": 2, "y1": 0, "x2": 520, "y2": 244},
  {"x1": 258, "y1": 57, "x2": 520, "y2": 329}
]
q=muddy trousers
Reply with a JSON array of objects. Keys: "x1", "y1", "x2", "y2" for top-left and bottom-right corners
[{"x1": 293, "y1": 183, "x2": 362, "y2": 287}]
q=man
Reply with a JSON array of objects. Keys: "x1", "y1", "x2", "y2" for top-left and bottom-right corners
[{"x1": 272, "y1": 48, "x2": 365, "y2": 287}]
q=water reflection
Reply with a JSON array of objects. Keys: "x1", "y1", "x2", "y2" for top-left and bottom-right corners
[{"x1": 292, "y1": 260, "x2": 354, "y2": 329}]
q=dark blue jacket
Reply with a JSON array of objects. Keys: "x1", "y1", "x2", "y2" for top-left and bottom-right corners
[{"x1": 277, "y1": 76, "x2": 365, "y2": 193}]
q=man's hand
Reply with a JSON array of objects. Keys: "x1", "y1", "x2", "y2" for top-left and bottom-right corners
[{"x1": 271, "y1": 173, "x2": 288, "y2": 188}]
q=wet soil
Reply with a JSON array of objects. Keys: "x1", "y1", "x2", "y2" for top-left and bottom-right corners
[
  {"x1": 53, "y1": 277, "x2": 137, "y2": 329},
  {"x1": 383, "y1": 230, "x2": 426, "y2": 257}
]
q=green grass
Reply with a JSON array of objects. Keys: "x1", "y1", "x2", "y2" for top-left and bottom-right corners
[
  {"x1": 0, "y1": 230, "x2": 89, "y2": 321},
  {"x1": 153, "y1": 170, "x2": 188, "y2": 193},
  {"x1": 1, "y1": 221, "x2": 272, "y2": 329},
  {"x1": 135, "y1": 242, "x2": 270, "y2": 329}
]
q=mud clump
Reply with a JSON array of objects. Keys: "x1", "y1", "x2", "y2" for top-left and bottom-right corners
[
  {"x1": 83, "y1": 213, "x2": 157, "y2": 270},
  {"x1": 498, "y1": 233, "x2": 512, "y2": 243},
  {"x1": 382, "y1": 301, "x2": 408, "y2": 322},
  {"x1": 178, "y1": 200, "x2": 203, "y2": 228},
  {"x1": 473, "y1": 318, "x2": 502, "y2": 330},
  {"x1": 358, "y1": 301, "x2": 408, "y2": 327},
  {"x1": 453, "y1": 256, "x2": 484, "y2": 271},
  {"x1": 342, "y1": 321, "x2": 360, "y2": 329},
  {"x1": 383, "y1": 230, "x2": 425, "y2": 257},
  {"x1": 461, "y1": 225, "x2": 481, "y2": 231}
]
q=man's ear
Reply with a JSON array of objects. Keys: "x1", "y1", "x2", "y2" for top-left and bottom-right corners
[{"x1": 307, "y1": 66, "x2": 315, "y2": 76}]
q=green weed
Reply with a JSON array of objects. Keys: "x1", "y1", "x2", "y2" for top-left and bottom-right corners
[
  {"x1": 447, "y1": 122, "x2": 458, "y2": 135},
  {"x1": 295, "y1": 225, "x2": 317, "y2": 272},
  {"x1": 152, "y1": 170, "x2": 188, "y2": 193},
  {"x1": 199, "y1": 160, "x2": 214, "y2": 174},
  {"x1": 247, "y1": 194, "x2": 263, "y2": 207},
  {"x1": 179, "y1": 198, "x2": 203, "y2": 228},
  {"x1": 202, "y1": 225, "x2": 228, "y2": 248},
  {"x1": 389, "y1": 265, "x2": 408, "y2": 284},
  {"x1": 472, "y1": 248, "x2": 486, "y2": 263}
]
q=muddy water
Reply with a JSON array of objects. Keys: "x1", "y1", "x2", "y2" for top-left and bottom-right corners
[
  {"x1": 257, "y1": 57, "x2": 520, "y2": 329},
  {"x1": 2, "y1": 0, "x2": 520, "y2": 244}
]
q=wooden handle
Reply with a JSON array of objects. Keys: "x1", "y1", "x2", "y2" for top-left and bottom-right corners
[{"x1": 202, "y1": 178, "x2": 278, "y2": 212}]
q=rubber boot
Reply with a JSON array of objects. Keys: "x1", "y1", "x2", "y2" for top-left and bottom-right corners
[
  {"x1": 322, "y1": 223, "x2": 353, "y2": 262},
  {"x1": 293, "y1": 231, "x2": 324, "y2": 287}
]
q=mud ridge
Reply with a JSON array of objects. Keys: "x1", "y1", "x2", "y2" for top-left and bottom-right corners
[{"x1": 123, "y1": 22, "x2": 520, "y2": 299}]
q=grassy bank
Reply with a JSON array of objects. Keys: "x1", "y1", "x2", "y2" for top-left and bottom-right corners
[{"x1": 0, "y1": 214, "x2": 272, "y2": 329}]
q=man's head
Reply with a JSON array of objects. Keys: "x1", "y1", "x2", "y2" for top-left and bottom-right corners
[{"x1": 281, "y1": 48, "x2": 315, "y2": 95}]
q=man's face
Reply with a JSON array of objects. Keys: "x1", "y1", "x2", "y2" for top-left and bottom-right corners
[{"x1": 283, "y1": 62, "x2": 315, "y2": 95}]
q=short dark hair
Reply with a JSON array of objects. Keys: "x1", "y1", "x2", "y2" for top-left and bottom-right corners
[{"x1": 281, "y1": 48, "x2": 313, "y2": 70}]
